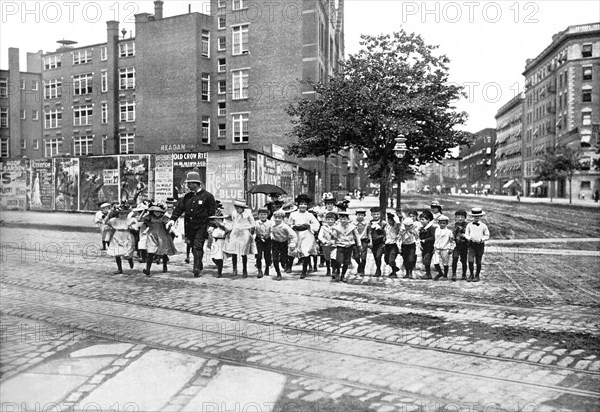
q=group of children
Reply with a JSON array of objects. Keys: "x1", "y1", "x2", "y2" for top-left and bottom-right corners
[{"x1": 94, "y1": 194, "x2": 490, "y2": 282}]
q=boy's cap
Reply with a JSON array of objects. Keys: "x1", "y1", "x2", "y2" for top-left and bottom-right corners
[
  {"x1": 338, "y1": 211, "x2": 351, "y2": 217},
  {"x1": 100, "y1": 202, "x2": 111, "y2": 209},
  {"x1": 402, "y1": 217, "x2": 415, "y2": 227},
  {"x1": 470, "y1": 207, "x2": 485, "y2": 216},
  {"x1": 355, "y1": 208, "x2": 367, "y2": 214},
  {"x1": 370, "y1": 207, "x2": 381, "y2": 213},
  {"x1": 437, "y1": 214, "x2": 449, "y2": 222},
  {"x1": 325, "y1": 212, "x2": 338, "y2": 219},
  {"x1": 420, "y1": 210, "x2": 434, "y2": 221},
  {"x1": 273, "y1": 209, "x2": 286, "y2": 217},
  {"x1": 257, "y1": 207, "x2": 269, "y2": 214},
  {"x1": 454, "y1": 209, "x2": 467, "y2": 217},
  {"x1": 430, "y1": 200, "x2": 442, "y2": 209}
]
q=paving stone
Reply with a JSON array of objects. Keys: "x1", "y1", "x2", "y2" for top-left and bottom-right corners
[
  {"x1": 302, "y1": 391, "x2": 327, "y2": 402},
  {"x1": 540, "y1": 355, "x2": 557, "y2": 365},
  {"x1": 574, "y1": 360, "x2": 592, "y2": 370},
  {"x1": 557, "y1": 356, "x2": 575, "y2": 367},
  {"x1": 286, "y1": 390, "x2": 305, "y2": 399}
]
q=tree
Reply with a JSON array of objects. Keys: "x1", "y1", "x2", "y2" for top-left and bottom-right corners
[
  {"x1": 536, "y1": 145, "x2": 582, "y2": 204},
  {"x1": 286, "y1": 31, "x2": 472, "y2": 211}
]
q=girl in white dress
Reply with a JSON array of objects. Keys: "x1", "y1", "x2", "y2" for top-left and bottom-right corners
[
  {"x1": 223, "y1": 199, "x2": 257, "y2": 277},
  {"x1": 288, "y1": 194, "x2": 320, "y2": 279}
]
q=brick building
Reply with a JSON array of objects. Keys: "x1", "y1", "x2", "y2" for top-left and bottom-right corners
[
  {"x1": 1, "y1": 0, "x2": 346, "y2": 189},
  {"x1": 458, "y1": 128, "x2": 497, "y2": 194},
  {"x1": 522, "y1": 23, "x2": 600, "y2": 199},
  {"x1": 494, "y1": 94, "x2": 524, "y2": 195}
]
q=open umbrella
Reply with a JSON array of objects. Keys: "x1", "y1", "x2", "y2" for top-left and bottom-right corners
[{"x1": 248, "y1": 184, "x2": 287, "y2": 195}]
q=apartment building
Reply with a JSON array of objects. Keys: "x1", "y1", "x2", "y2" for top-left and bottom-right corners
[
  {"x1": 458, "y1": 128, "x2": 497, "y2": 193},
  {"x1": 494, "y1": 94, "x2": 524, "y2": 195}
]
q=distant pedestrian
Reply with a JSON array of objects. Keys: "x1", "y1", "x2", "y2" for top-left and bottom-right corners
[
  {"x1": 516, "y1": 191, "x2": 521, "y2": 202},
  {"x1": 464, "y1": 207, "x2": 490, "y2": 282},
  {"x1": 105, "y1": 203, "x2": 136, "y2": 274}
]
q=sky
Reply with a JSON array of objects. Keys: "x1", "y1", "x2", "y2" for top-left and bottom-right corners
[{"x1": 1, "y1": 0, "x2": 599, "y2": 132}]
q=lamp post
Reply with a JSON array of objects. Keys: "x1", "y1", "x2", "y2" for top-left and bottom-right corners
[{"x1": 394, "y1": 135, "x2": 408, "y2": 213}]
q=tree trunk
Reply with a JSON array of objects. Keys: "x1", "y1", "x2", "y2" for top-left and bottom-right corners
[
  {"x1": 396, "y1": 177, "x2": 402, "y2": 213},
  {"x1": 568, "y1": 178, "x2": 572, "y2": 204},
  {"x1": 379, "y1": 177, "x2": 388, "y2": 214},
  {"x1": 323, "y1": 155, "x2": 328, "y2": 193},
  {"x1": 550, "y1": 181, "x2": 553, "y2": 203}
]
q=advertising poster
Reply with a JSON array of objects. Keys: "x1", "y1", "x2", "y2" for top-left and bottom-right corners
[
  {"x1": 30, "y1": 159, "x2": 54, "y2": 210},
  {"x1": 79, "y1": 156, "x2": 119, "y2": 211},
  {"x1": 172, "y1": 152, "x2": 207, "y2": 199},
  {"x1": 280, "y1": 162, "x2": 295, "y2": 198},
  {"x1": 0, "y1": 159, "x2": 29, "y2": 210},
  {"x1": 154, "y1": 154, "x2": 174, "y2": 203},
  {"x1": 119, "y1": 155, "x2": 149, "y2": 205},
  {"x1": 206, "y1": 151, "x2": 245, "y2": 214},
  {"x1": 54, "y1": 158, "x2": 79, "y2": 211}
]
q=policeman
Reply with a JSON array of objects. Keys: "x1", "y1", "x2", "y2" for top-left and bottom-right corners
[{"x1": 167, "y1": 171, "x2": 216, "y2": 277}]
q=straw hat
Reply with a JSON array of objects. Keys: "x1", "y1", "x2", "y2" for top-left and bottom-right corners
[
  {"x1": 470, "y1": 207, "x2": 485, "y2": 216},
  {"x1": 233, "y1": 199, "x2": 249, "y2": 208},
  {"x1": 100, "y1": 202, "x2": 111, "y2": 209}
]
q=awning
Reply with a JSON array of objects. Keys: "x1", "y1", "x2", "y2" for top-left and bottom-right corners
[
  {"x1": 484, "y1": 184, "x2": 491, "y2": 189},
  {"x1": 531, "y1": 181, "x2": 546, "y2": 188},
  {"x1": 503, "y1": 179, "x2": 515, "y2": 189}
]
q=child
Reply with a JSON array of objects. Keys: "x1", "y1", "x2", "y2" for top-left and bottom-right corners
[
  {"x1": 399, "y1": 217, "x2": 419, "y2": 279},
  {"x1": 223, "y1": 199, "x2": 256, "y2": 277},
  {"x1": 318, "y1": 212, "x2": 338, "y2": 278},
  {"x1": 270, "y1": 209, "x2": 297, "y2": 281},
  {"x1": 94, "y1": 202, "x2": 113, "y2": 250},
  {"x1": 368, "y1": 207, "x2": 387, "y2": 277},
  {"x1": 279, "y1": 202, "x2": 298, "y2": 273},
  {"x1": 418, "y1": 210, "x2": 436, "y2": 280},
  {"x1": 353, "y1": 209, "x2": 370, "y2": 276},
  {"x1": 464, "y1": 207, "x2": 490, "y2": 282},
  {"x1": 332, "y1": 211, "x2": 361, "y2": 282},
  {"x1": 451, "y1": 209, "x2": 469, "y2": 281},
  {"x1": 430, "y1": 201, "x2": 443, "y2": 226},
  {"x1": 255, "y1": 207, "x2": 273, "y2": 278},
  {"x1": 131, "y1": 202, "x2": 149, "y2": 263},
  {"x1": 207, "y1": 214, "x2": 230, "y2": 278},
  {"x1": 383, "y1": 212, "x2": 401, "y2": 278},
  {"x1": 139, "y1": 203, "x2": 177, "y2": 276},
  {"x1": 105, "y1": 203, "x2": 136, "y2": 274},
  {"x1": 433, "y1": 214, "x2": 454, "y2": 281},
  {"x1": 289, "y1": 194, "x2": 320, "y2": 279}
]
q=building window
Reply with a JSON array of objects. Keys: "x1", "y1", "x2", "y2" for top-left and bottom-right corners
[
  {"x1": 101, "y1": 71, "x2": 108, "y2": 92},
  {"x1": 583, "y1": 66, "x2": 592, "y2": 81},
  {"x1": 73, "y1": 73, "x2": 93, "y2": 95},
  {"x1": 102, "y1": 135, "x2": 108, "y2": 154},
  {"x1": 581, "y1": 44, "x2": 592, "y2": 58},
  {"x1": 582, "y1": 111, "x2": 592, "y2": 126},
  {"x1": 44, "y1": 110, "x2": 62, "y2": 129},
  {"x1": 582, "y1": 87, "x2": 592, "y2": 102},
  {"x1": 45, "y1": 139, "x2": 61, "y2": 157},
  {"x1": 33, "y1": 140, "x2": 39, "y2": 150},
  {"x1": 232, "y1": 113, "x2": 248, "y2": 143},
  {"x1": 32, "y1": 80, "x2": 38, "y2": 91},
  {"x1": 73, "y1": 49, "x2": 92, "y2": 65},
  {"x1": 73, "y1": 104, "x2": 93, "y2": 126},
  {"x1": 20, "y1": 109, "x2": 26, "y2": 120},
  {"x1": 201, "y1": 73, "x2": 210, "y2": 101},
  {"x1": 202, "y1": 116, "x2": 210, "y2": 144},
  {"x1": 218, "y1": 16, "x2": 226, "y2": 29},
  {"x1": 1, "y1": 138, "x2": 9, "y2": 157},
  {"x1": 20, "y1": 79, "x2": 25, "y2": 90},
  {"x1": 101, "y1": 102, "x2": 108, "y2": 124},
  {"x1": 100, "y1": 46, "x2": 107, "y2": 61},
  {"x1": 119, "y1": 42, "x2": 135, "y2": 57},
  {"x1": 119, "y1": 133, "x2": 135, "y2": 154},
  {"x1": 0, "y1": 78, "x2": 7, "y2": 97},
  {"x1": 0, "y1": 108, "x2": 8, "y2": 128},
  {"x1": 44, "y1": 55, "x2": 61, "y2": 70},
  {"x1": 232, "y1": 69, "x2": 248, "y2": 99},
  {"x1": 218, "y1": 0, "x2": 225, "y2": 7},
  {"x1": 32, "y1": 110, "x2": 39, "y2": 120},
  {"x1": 218, "y1": 80, "x2": 227, "y2": 95},
  {"x1": 21, "y1": 140, "x2": 26, "y2": 149},
  {"x1": 218, "y1": 102, "x2": 226, "y2": 116},
  {"x1": 218, "y1": 58, "x2": 226, "y2": 72},
  {"x1": 74, "y1": 135, "x2": 93, "y2": 156},
  {"x1": 44, "y1": 79, "x2": 62, "y2": 100},
  {"x1": 232, "y1": 25, "x2": 249, "y2": 55},
  {"x1": 202, "y1": 31, "x2": 210, "y2": 57},
  {"x1": 233, "y1": 0, "x2": 246, "y2": 10},
  {"x1": 119, "y1": 68, "x2": 135, "y2": 90},
  {"x1": 218, "y1": 36, "x2": 226, "y2": 51},
  {"x1": 120, "y1": 101, "x2": 136, "y2": 122},
  {"x1": 218, "y1": 123, "x2": 226, "y2": 138}
]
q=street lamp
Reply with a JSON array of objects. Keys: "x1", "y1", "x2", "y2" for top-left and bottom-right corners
[{"x1": 394, "y1": 135, "x2": 408, "y2": 213}]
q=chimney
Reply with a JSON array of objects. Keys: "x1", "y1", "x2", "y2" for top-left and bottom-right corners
[{"x1": 154, "y1": 0, "x2": 163, "y2": 19}]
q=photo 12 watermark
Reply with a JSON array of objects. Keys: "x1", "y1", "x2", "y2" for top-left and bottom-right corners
[
  {"x1": 1, "y1": 1, "x2": 141, "y2": 24},
  {"x1": 400, "y1": 1, "x2": 540, "y2": 24}
]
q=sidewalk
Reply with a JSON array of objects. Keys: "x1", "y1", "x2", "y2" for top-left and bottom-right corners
[{"x1": 450, "y1": 193, "x2": 600, "y2": 208}]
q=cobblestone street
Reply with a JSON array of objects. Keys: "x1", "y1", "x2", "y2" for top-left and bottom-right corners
[{"x1": 1, "y1": 206, "x2": 599, "y2": 411}]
